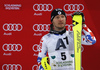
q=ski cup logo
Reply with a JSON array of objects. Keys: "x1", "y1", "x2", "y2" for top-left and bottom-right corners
[
  {"x1": 3, "y1": 23, "x2": 23, "y2": 31},
  {"x1": 32, "y1": 65, "x2": 38, "y2": 70},
  {"x1": 33, "y1": 24, "x2": 50, "y2": 32},
  {"x1": 33, "y1": 4, "x2": 53, "y2": 11},
  {"x1": 2, "y1": 44, "x2": 22, "y2": 51},
  {"x1": 64, "y1": 4, "x2": 84, "y2": 11},
  {"x1": 2, "y1": 64, "x2": 22, "y2": 70},
  {"x1": 33, "y1": 24, "x2": 73, "y2": 32},
  {"x1": 32, "y1": 44, "x2": 40, "y2": 52}
]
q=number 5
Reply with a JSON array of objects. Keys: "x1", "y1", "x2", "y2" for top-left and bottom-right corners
[{"x1": 61, "y1": 52, "x2": 66, "y2": 60}]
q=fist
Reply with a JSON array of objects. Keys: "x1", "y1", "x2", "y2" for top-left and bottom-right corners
[
  {"x1": 39, "y1": 65, "x2": 44, "y2": 70},
  {"x1": 72, "y1": 11, "x2": 85, "y2": 22}
]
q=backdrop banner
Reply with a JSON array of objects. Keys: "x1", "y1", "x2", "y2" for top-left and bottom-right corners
[{"x1": 0, "y1": 0, "x2": 100, "y2": 70}]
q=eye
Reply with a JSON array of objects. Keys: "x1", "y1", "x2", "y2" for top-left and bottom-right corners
[
  {"x1": 61, "y1": 15, "x2": 65, "y2": 18},
  {"x1": 56, "y1": 16, "x2": 59, "y2": 19}
]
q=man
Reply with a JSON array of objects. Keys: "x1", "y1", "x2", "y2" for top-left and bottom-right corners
[{"x1": 37, "y1": 8, "x2": 96, "y2": 70}]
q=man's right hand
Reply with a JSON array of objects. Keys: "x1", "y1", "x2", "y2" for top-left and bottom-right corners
[{"x1": 39, "y1": 65, "x2": 44, "y2": 70}]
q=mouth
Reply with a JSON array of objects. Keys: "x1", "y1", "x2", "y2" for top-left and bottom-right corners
[
  {"x1": 59, "y1": 22, "x2": 63, "y2": 24},
  {"x1": 58, "y1": 23, "x2": 64, "y2": 25}
]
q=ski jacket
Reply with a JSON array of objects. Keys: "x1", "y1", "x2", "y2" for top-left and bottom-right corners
[{"x1": 37, "y1": 24, "x2": 96, "y2": 70}]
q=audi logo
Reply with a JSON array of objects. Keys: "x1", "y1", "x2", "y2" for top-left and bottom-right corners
[
  {"x1": 64, "y1": 4, "x2": 84, "y2": 11},
  {"x1": 3, "y1": 23, "x2": 23, "y2": 31},
  {"x1": 32, "y1": 65, "x2": 38, "y2": 70},
  {"x1": 33, "y1": 4, "x2": 53, "y2": 11},
  {"x1": 32, "y1": 44, "x2": 40, "y2": 52},
  {"x1": 33, "y1": 24, "x2": 73, "y2": 32},
  {"x1": 2, "y1": 44, "x2": 22, "y2": 51},
  {"x1": 33, "y1": 24, "x2": 50, "y2": 32},
  {"x1": 2, "y1": 64, "x2": 22, "y2": 70}
]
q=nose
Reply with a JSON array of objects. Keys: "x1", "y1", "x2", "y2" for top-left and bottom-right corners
[{"x1": 59, "y1": 17, "x2": 63, "y2": 21}]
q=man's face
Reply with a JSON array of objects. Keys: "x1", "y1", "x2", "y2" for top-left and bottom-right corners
[{"x1": 52, "y1": 15, "x2": 66, "y2": 31}]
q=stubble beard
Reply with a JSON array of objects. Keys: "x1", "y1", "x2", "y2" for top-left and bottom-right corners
[{"x1": 54, "y1": 25, "x2": 65, "y2": 31}]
